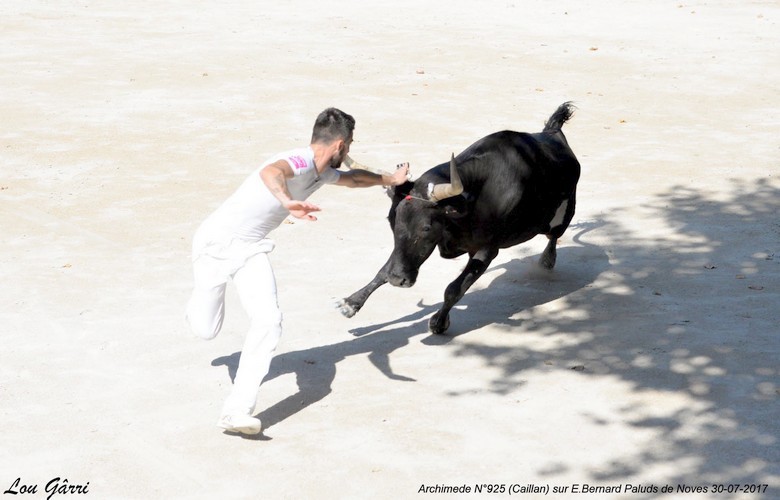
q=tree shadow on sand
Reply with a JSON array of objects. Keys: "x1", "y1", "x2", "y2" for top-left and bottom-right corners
[{"x1": 514, "y1": 178, "x2": 779, "y2": 493}]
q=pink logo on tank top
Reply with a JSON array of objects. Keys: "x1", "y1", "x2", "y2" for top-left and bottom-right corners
[{"x1": 289, "y1": 155, "x2": 307, "y2": 170}]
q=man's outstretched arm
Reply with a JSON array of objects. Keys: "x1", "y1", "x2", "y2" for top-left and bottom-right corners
[
  {"x1": 260, "y1": 160, "x2": 321, "y2": 220},
  {"x1": 335, "y1": 163, "x2": 409, "y2": 188}
]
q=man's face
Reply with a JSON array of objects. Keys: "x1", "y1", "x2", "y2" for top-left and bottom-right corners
[{"x1": 330, "y1": 136, "x2": 353, "y2": 168}]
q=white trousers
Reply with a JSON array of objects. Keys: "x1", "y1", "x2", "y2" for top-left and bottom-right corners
[{"x1": 186, "y1": 248, "x2": 282, "y2": 417}]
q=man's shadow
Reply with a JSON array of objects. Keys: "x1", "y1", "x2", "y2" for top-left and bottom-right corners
[
  {"x1": 212, "y1": 228, "x2": 608, "y2": 434},
  {"x1": 211, "y1": 308, "x2": 432, "y2": 435}
]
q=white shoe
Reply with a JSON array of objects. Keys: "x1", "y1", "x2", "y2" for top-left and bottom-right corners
[{"x1": 217, "y1": 414, "x2": 262, "y2": 435}]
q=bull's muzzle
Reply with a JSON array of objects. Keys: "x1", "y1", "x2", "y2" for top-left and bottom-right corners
[{"x1": 387, "y1": 270, "x2": 417, "y2": 288}]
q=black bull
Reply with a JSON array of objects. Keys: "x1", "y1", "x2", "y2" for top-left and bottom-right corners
[{"x1": 338, "y1": 102, "x2": 581, "y2": 334}]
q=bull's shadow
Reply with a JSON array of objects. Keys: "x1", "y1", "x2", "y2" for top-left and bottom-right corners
[
  {"x1": 348, "y1": 221, "x2": 609, "y2": 341},
  {"x1": 211, "y1": 226, "x2": 608, "y2": 434}
]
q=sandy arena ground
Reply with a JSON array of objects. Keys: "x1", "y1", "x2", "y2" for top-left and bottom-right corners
[{"x1": 1, "y1": 1, "x2": 778, "y2": 499}]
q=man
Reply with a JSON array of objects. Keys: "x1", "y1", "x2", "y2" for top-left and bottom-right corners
[{"x1": 186, "y1": 108, "x2": 409, "y2": 435}]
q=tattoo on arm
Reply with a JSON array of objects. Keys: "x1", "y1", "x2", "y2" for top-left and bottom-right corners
[{"x1": 261, "y1": 161, "x2": 294, "y2": 204}]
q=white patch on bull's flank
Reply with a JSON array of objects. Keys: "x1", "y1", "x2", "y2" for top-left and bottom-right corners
[{"x1": 549, "y1": 199, "x2": 569, "y2": 228}]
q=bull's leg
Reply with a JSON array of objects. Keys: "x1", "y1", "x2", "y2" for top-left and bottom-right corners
[
  {"x1": 429, "y1": 247, "x2": 499, "y2": 334},
  {"x1": 540, "y1": 192, "x2": 576, "y2": 270},
  {"x1": 337, "y1": 269, "x2": 388, "y2": 318},
  {"x1": 539, "y1": 237, "x2": 558, "y2": 270}
]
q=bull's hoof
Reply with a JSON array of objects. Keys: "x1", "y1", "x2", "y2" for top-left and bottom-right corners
[
  {"x1": 336, "y1": 299, "x2": 358, "y2": 318},
  {"x1": 429, "y1": 312, "x2": 450, "y2": 334}
]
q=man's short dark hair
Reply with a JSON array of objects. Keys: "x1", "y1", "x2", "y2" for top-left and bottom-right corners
[{"x1": 311, "y1": 108, "x2": 355, "y2": 144}]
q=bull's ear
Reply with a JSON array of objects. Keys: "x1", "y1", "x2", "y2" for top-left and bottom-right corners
[
  {"x1": 443, "y1": 205, "x2": 467, "y2": 218},
  {"x1": 441, "y1": 193, "x2": 471, "y2": 218},
  {"x1": 388, "y1": 180, "x2": 414, "y2": 200}
]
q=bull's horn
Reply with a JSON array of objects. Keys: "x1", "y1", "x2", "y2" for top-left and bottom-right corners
[
  {"x1": 343, "y1": 155, "x2": 389, "y2": 176},
  {"x1": 430, "y1": 153, "x2": 463, "y2": 201},
  {"x1": 343, "y1": 155, "x2": 367, "y2": 170}
]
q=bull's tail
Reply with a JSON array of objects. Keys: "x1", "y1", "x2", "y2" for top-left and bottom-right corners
[{"x1": 543, "y1": 101, "x2": 576, "y2": 132}]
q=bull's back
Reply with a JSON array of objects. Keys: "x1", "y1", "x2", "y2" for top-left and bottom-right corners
[
  {"x1": 458, "y1": 130, "x2": 578, "y2": 185},
  {"x1": 463, "y1": 130, "x2": 580, "y2": 247}
]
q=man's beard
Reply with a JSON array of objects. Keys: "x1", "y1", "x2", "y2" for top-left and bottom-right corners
[{"x1": 330, "y1": 150, "x2": 345, "y2": 168}]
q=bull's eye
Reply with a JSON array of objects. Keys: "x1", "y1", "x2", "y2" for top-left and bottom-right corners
[{"x1": 421, "y1": 225, "x2": 432, "y2": 233}]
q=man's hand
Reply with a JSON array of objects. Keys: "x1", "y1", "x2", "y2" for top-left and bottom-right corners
[
  {"x1": 388, "y1": 162, "x2": 410, "y2": 186},
  {"x1": 284, "y1": 200, "x2": 321, "y2": 221}
]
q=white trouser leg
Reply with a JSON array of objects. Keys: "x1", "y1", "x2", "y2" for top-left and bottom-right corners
[
  {"x1": 186, "y1": 259, "x2": 227, "y2": 340},
  {"x1": 221, "y1": 252, "x2": 282, "y2": 416}
]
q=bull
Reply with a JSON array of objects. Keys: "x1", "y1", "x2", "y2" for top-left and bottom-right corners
[{"x1": 338, "y1": 102, "x2": 581, "y2": 334}]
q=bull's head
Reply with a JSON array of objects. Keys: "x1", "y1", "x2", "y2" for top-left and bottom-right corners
[{"x1": 384, "y1": 154, "x2": 465, "y2": 288}]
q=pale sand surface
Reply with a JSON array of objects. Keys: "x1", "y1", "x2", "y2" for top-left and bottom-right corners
[{"x1": 1, "y1": 1, "x2": 778, "y2": 499}]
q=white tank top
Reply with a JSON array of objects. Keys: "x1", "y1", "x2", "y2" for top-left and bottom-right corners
[{"x1": 194, "y1": 146, "x2": 340, "y2": 249}]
